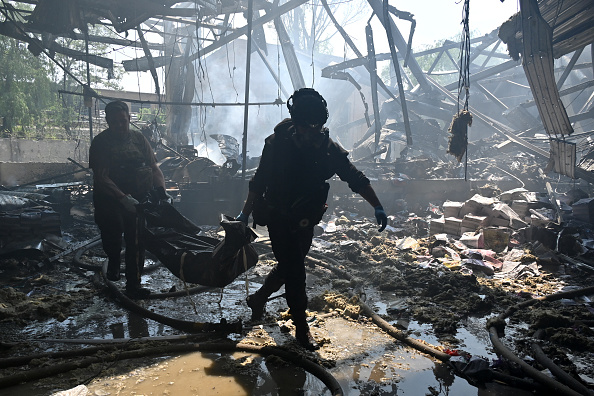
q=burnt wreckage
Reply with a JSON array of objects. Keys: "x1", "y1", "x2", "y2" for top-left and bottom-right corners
[{"x1": 1, "y1": 0, "x2": 594, "y2": 395}]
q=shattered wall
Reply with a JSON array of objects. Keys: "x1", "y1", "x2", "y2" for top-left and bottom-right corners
[{"x1": 0, "y1": 138, "x2": 89, "y2": 164}]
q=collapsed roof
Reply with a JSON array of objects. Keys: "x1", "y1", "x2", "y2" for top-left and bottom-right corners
[{"x1": 0, "y1": 0, "x2": 593, "y2": 182}]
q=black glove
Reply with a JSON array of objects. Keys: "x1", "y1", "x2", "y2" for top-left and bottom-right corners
[
  {"x1": 236, "y1": 211, "x2": 249, "y2": 225},
  {"x1": 374, "y1": 205, "x2": 388, "y2": 232}
]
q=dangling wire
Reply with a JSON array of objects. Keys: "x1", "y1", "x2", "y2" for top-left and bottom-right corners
[
  {"x1": 446, "y1": 0, "x2": 473, "y2": 180},
  {"x1": 277, "y1": 32, "x2": 283, "y2": 119},
  {"x1": 310, "y1": 0, "x2": 316, "y2": 86},
  {"x1": 457, "y1": 0, "x2": 471, "y2": 113},
  {"x1": 459, "y1": 0, "x2": 472, "y2": 180}
]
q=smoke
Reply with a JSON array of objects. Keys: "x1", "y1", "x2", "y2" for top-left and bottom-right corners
[
  {"x1": 186, "y1": 39, "x2": 358, "y2": 163},
  {"x1": 188, "y1": 40, "x2": 287, "y2": 163},
  {"x1": 194, "y1": 139, "x2": 226, "y2": 164}
]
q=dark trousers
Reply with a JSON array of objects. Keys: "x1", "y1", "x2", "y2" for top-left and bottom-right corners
[
  {"x1": 258, "y1": 221, "x2": 314, "y2": 317},
  {"x1": 93, "y1": 194, "x2": 145, "y2": 287}
]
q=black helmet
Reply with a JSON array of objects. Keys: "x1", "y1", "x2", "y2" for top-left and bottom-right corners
[{"x1": 287, "y1": 88, "x2": 328, "y2": 127}]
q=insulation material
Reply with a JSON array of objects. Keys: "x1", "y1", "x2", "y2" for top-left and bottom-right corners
[{"x1": 447, "y1": 110, "x2": 472, "y2": 162}]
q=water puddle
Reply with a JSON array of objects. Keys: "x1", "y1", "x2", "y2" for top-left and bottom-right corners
[{"x1": 0, "y1": 249, "x2": 548, "y2": 396}]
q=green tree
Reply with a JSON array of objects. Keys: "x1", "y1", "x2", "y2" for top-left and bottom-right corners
[
  {"x1": 54, "y1": 25, "x2": 123, "y2": 95},
  {"x1": 52, "y1": 25, "x2": 124, "y2": 137},
  {"x1": 0, "y1": 23, "x2": 123, "y2": 137},
  {"x1": 0, "y1": 35, "x2": 58, "y2": 135}
]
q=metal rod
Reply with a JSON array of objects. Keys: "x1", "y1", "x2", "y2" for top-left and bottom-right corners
[
  {"x1": 67, "y1": 157, "x2": 88, "y2": 170},
  {"x1": 365, "y1": 23, "x2": 382, "y2": 153},
  {"x1": 383, "y1": 0, "x2": 412, "y2": 146},
  {"x1": 57, "y1": 90, "x2": 282, "y2": 107},
  {"x1": 556, "y1": 48, "x2": 584, "y2": 90},
  {"x1": 241, "y1": 0, "x2": 254, "y2": 179},
  {"x1": 85, "y1": 30, "x2": 94, "y2": 141}
]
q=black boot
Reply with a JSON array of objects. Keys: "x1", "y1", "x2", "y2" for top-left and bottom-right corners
[
  {"x1": 247, "y1": 271, "x2": 284, "y2": 321},
  {"x1": 106, "y1": 259, "x2": 121, "y2": 281},
  {"x1": 246, "y1": 292, "x2": 267, "y2": 321},
  {"x1": 125, "y1": 284, "x2": 151, "y2": 299},
  {"x1": 293, "y1": 314, "x2": 319, "y2": 351}
]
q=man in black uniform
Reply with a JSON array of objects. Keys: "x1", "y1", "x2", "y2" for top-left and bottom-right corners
[
  {"x1": 237, "y1": 88, "x2": 388, "y2": 349},
  {"x1": 89, "y1": 101, "x2": 168, "y2": 298}
]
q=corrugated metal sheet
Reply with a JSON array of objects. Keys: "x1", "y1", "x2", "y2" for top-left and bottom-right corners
[{"x1": 549, "y1": 138, "x2": 576, "y2": 178}]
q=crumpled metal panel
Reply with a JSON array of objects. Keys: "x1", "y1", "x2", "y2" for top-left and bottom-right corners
[
  {"x1": 549, "y1": 138, "x2": 576, "y2": 179},
  {"x1": 521, "y1": 0, "x2": 574, "y2": 138}
]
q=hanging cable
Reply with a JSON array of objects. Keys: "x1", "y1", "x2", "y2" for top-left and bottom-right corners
[
  {"x1": 310, "y1": 0, "x2": 316, "y2": 86},
  {"x1": 446, "y1": 0, "x2": 473, "y2": 180},
  {"x1": 457, "y1": 0, "x2": 471, "y2": 114}
]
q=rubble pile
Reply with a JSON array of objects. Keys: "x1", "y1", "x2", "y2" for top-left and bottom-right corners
[
  {"x1": 302, "y1": 193, "x2": 594, "y2": 382},
  {"x1": 0, "y1": 167, "x2": 594, "y2": 393}
]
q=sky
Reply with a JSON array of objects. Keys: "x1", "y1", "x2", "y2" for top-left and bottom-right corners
[
  {"x1": 385, "y1": 0, "x2": 519, "y2": 50},
  {"x1": 119, "y1": 0, "x2": 520, "y2": 92}
]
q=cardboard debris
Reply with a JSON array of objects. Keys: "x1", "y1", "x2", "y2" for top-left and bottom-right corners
[
  {"x1": 444, "y1": 217, "x2": 463, "y2": 236},
  {"x1": 529, "y1": 208, "x2": 556, "y2": 226},
  {"x1": 498, "y1": 188, "x2": 530, "y2": 202},
  {"x1": 462, "y1": 258, "x2": 495, "y2": 275},
  {"x1": 443, "y1": 201, "x2": 464, "y2": 218},
  {"x1": 486, "y1": 202, "x2": 528, "y2": 229},
  {"x1": 461, "y1": 215, "x2": 488, "y2": 233},
  {"x1": 429, "y1": 216, "x2": 445, "y2": 235},
  {"x1": 510, "y1": 200, "x2": 529, "y2": 217},
  {"x1": 460, "y1": 194, "x2": 496, "y2": 217},
  {"x1": 482, "y1": 228, "x2": 510, "y2": 253},
  {"x1": 460, "y1": 232, "x2": 484, "y2": 249}
]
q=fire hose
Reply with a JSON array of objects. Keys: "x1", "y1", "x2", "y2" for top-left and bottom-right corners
[
  {"x1": 487, "y1": 285, "x2": 594, "y2": 396},
  {"x1": 0, "y1": 340, "x2": 343, "y2": 395},
  {"x1": 307, "y1": 249, "x2": 594, "y2": 394}
]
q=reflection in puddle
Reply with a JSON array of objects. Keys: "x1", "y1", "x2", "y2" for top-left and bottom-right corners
[
  {"x1": 88, "y1": 352, "x2": 249, "y2": 395},
  {"x1": 86, "y1": 351, "x2": 328, "y2": 395}
]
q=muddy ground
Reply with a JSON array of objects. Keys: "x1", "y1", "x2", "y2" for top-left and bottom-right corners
[{"x1": 1, "y1": 199, "x2": 594, "y2": 396}]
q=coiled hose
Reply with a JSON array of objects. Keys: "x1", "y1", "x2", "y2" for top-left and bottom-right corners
[
  {"x1": 306, "y1": 249, "x2": 591, "y2": 394},
  {"x1": 488, "y1": 285, "x2": 594, "y2": 396},
  {"x1": 61, "y1": 236, "x2": 344, "y2": 395}
]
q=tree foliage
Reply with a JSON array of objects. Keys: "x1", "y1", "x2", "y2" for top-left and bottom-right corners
[
  {"x1": 0, "y1": 34, "x2": 59, "y2": 134},
  {"x1": 53, "y1": 25, "x2": 124, "y2": 93},
  {"x1": 0, "y1": 23, "x2": 123, "y2": 138}
]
